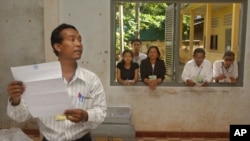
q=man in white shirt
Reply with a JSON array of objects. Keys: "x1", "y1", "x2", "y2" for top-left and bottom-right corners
[
  {"x1": 213, "y1": 50, "x2": 238, "y2": 83},
  {"x1": 131, "y1": 39, "x2": 147, "y2": 66},
  {"x1": 131, "y1": 39, "x2": 147, "y2": 81},
  {"x1": 7, "y1": 23, "x2": 107, "y2": 141},
  {"x1": 181, "y1": 48, "x2": 212, "y2": 87}
]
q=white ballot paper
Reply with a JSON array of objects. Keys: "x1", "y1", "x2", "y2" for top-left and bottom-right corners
[{"x1": 11, "y1": 61, "x2": 73, "y2": 118}]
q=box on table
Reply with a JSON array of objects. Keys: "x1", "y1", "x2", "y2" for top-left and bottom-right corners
[
  {"x1": 103, "y1": 106, "x2": 131, "y2": 124},
  {"x1": 91, "y1": 106, "x2": 135, "y2": 141}
]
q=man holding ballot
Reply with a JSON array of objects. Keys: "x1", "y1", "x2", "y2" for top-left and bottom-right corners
[{"x1": 7, "y1": 23, "x2": 107, "y2": 141}]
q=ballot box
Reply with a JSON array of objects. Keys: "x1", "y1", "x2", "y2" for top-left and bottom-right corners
[
  {"x1": 103, "y1": 106, "x2": 131, "y2": 124},
  {"x1": 91, "y1": 106, "x2": 135, "y2": 141}
]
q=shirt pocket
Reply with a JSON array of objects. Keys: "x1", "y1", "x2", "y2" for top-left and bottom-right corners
[{"x1": 75, "y1": 89, "x2": 93, "y2": 109}]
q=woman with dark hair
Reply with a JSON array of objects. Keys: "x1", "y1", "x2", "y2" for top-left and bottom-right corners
[
  {"x1": 140, "y1": 46, "x2": 166, "y2": 90},
  {"x1": 116, "y1": 50, "x2": 139, "y2": 85}
]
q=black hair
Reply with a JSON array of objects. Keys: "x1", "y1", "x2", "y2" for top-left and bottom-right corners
[
  {"x1": 121, "y1": 50, "x2": 134, "y2": 64},
  {"x1": 131, "y1": 39, "x2": 142, "y2": 45},
  {"x1": 193, "y1": 48, "x2": 206, "y2": 56},
  {"x1": 223, "y1": 50, "x2": 235, "y2": 60},
  {"x1": 122, "y1": 49, "x2": 133, "y2": 58},
  {"x1": 50, "y1": 23, "x2": 78, "y2": 56},
  {"x1": 147, "y1": 46, "x2": 161, "y2": 60}
]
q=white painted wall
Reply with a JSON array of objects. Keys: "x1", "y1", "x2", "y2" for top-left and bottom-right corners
[{"x1": 0, "y1": 0, "x2": 44, "y2": 128}]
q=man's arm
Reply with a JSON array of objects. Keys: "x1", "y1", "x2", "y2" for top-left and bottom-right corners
[
  {"x1": 181, "y1": 63, "x2": 191, "y2": 83},
  {"x1": 7, "y1": 98, "x2": 32, "y2": 122},
  {"x1": 203, "y1": 62, "x2": 213, "y2": 83},
  {"x1": 7, "y1": 81, "x2": 32, "y2": 122}
]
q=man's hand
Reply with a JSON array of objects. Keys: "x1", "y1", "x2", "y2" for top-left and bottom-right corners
[
  {"x1": 64, "y1": 109, "x2": 88, "y2": 123},
  {"x1": 201, "y1": 82, "x2": 209, "y2": 87},
  {"x1": 230, "y1": 77, "x2": 237, "y2": 84},
  {"x1": 7, "y1": 81, "x2": 25, "y2": 106},
  {"x1": 186, "y1": 79, "x2": 196, "y2": 87},
  {"x1": 217, "y1": 74, "x2": 226, "y2": 81}
]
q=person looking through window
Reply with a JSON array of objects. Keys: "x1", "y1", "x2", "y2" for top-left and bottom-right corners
[
  {"x1": 181, "y1": 48, "x2": 212, "y2": 87},
  {"x1": 213, "y1": 50, "x2": 238, "y2": 84},
  {"x1": 140, "y1": 46, "x2": 166, "y2": 90},
  {"x1": 131, "y1": 39, "x2": 147, "y2": 66},
  {"x1": 116, "y1": 50, "x2": 139, "y2": 85}
]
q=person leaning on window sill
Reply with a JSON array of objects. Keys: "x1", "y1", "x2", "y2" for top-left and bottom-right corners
[
  {"x1": 181, "y1": 48, "x2": 213, "y2": 87},
  {"x1": 116, "y1": 50, "x2": 139, "y2": 86},
  {"x1": 213, "y1": 50, "x2": 238, "y2": 84},
  {"x1": 140, "y1": 46, "x2": 166, "y2": 90}
]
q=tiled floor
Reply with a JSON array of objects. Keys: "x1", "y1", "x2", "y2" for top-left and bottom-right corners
[
  {"x1": 29, "y1": 136, "x2": 229, "y2": 141},
  {"x1": 136, "y1": 138, "x2": 229, "y2": 141},
  {"x1": 28, "y1": 135, "x2": 41, "y2": 141}
]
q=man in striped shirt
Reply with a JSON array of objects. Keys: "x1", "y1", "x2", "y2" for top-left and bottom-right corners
[{"x1": 7, "y1": 23, "x2": 107, "y2": 141}]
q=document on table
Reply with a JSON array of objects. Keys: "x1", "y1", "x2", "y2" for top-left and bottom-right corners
[{"x1": 11, "y1": 61, "x2": 73, "y2": 118}]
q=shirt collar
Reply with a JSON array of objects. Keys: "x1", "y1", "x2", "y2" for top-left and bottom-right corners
[
  {"x1": 74, "y1": 65, "x2": 86, "y2": 82},
  {"x1": 192, "y1": 59, "x2": 204, "y2": 68}
]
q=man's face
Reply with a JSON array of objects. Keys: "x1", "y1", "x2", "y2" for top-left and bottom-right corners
[
  {"x1": 193, "y1": 53, "x2": 205, "y2": 66},
  {"x1": 131, "y1": 41, "x2": 141, "y2": 52},
  {"x1": 223, "y1": 57, "x2": 234, "y2": 68},
  {"x1": 56, "y1": 28, "x2": 83, "y2": 60}
]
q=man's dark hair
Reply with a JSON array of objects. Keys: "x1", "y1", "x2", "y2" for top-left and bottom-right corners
[
  {"x1": 223, "y1": 50, "x2": 235, "y2": 60},
  {"x1": 50, "y1": 23, "x2": 78, "y2": 56},
  {"x1": 131, "y1": 39, "x2": 142, "y2": 45},
  {"x1": 193, "y1": 48, "x2": 206, "y2": 56}
]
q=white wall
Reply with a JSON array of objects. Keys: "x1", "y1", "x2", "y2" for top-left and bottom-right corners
[
  {"x1": 0, "y1": 0, "x2": 44, "y2": 128},
  {"x1": 44, "y1": 0, "x2": 250, "y2": 132}
]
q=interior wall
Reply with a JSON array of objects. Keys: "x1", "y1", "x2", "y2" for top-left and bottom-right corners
[{"x1": 0, "y1": 0, "x2": 44, "y2": 128}]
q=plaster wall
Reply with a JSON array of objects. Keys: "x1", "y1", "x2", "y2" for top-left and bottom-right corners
[{"x1": 0, "y1": 0, "x2": 44, "y2": 128}]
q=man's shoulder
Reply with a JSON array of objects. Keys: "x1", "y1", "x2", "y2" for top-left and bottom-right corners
[
  {"x1": 183, "y1": 59, "x2": 196, "y2": 69},
  {"x1": 213, "y1": 60, "x2": 223, "y2": 65},
  {"x1": 185, "y1": 59, "x2": 195, "y2": 65},
  {"x1": 139, "y1": 53, "x2": 147, "y2": 58},
  {"x1": 203, "y1": 59, "x2": 212, "y2": 65},
  {"x1": 77, "y1": 66, "x2": 98, "y2": 78}
]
